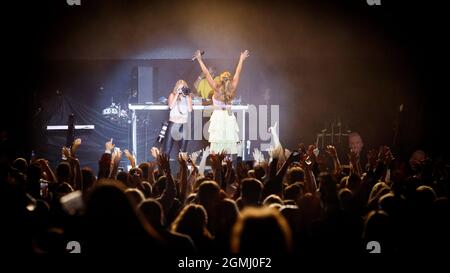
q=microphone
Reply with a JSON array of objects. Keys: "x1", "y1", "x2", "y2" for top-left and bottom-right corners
[{"x1": 192, "y1": 51, "x2": 205, "y2": 61}]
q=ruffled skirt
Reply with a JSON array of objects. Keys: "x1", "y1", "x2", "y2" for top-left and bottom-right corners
[{"x1": 208, "y1": 110, "x2": 239, "y2": 154}]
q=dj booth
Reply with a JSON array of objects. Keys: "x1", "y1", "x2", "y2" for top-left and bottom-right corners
[{"x1": 128, "y1": 103, "x2": 250, "y2": 162}]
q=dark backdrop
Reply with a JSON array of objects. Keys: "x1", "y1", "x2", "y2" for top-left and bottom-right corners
[{"x1": 2, "y1": 0, "x2": 448, "y2": 170}]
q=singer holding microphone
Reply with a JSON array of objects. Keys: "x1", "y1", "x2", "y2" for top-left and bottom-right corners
[
  {"x1": 193, "y1": 49, "x2": 250, "y2": 155},
  {"x1": 192, "y1": 52, "x2": 219, "y2": 99},
  {"x1": 163, "y1": 80, "x2": 193, "y2": 156}
]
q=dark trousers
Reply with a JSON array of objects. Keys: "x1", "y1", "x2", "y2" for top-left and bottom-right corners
[{"x1": 163, "y1": 121, "x2": 188, "y2": 156}]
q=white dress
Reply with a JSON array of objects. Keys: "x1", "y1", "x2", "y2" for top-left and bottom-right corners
[{"x1": 208, "y1": 96, "x2": 239, "y2": 154}]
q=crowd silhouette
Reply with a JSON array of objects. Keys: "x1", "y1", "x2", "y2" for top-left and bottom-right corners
[{"x1": 0, "y1": 132, "x2": 448, "y2": 260}]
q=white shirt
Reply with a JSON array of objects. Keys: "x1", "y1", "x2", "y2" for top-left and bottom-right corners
[{"x1": 169, "y1": 95, "x2": 189, "y2": 123}]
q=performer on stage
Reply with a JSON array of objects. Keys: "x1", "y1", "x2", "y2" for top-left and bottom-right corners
[
  {"x1": 164, "y1": 80, "x2": 193, "y2": 155},
  {"x1": 193, "y1": 49, "x2": 250, "y2": 154}
]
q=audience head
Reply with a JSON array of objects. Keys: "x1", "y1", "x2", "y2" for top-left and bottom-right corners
[
  {"x1": 171, "y1": 204, "x2": 209, "y2": 237},
  {"x1": 125, "y1": 188, "x2": 145, "y2": 209},
  {"x1": 240, "y1": 178, "x2": 263, "y2": 206},
  {"x1": 137, "y1": 181, "x2": 152, "y2": 198},
  {"x1": 283, "y1": 182, "x2": 303, "y2": 202},
  {"x1": 348, "y1": 132, "x2": 364, "y2": 154},
  {"x1": 285, "y1": 166, "x2": 304, "y2": 185},
  {"x1": 231, "y1": 207, "x2": 292, "y2": 255},
  {"x1": 263, "y1": 194, "x2": 284, "y2": 206},
  {"x1": 81, "y1": 167, "x2": 96, "y2": 193},
  {"x1": 138, "y1": 198, "x2": 164, "y2": 228},
  {"x1": 197, "y1": 181, "x2": 221, "y2": 209},
  {"x1": 56, "y1": 161, "x2": 71, "y2": 183},
  {"x1": 13, "y1": 158, "x2": 28, "y2": 174}
]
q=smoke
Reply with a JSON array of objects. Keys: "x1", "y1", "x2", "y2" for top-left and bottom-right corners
[{"x1": 40, "y1": 0, "x2": 421, "y2": 149}]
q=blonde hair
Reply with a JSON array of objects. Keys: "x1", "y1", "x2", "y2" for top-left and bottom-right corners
[
  {"x1": 172, "y1": 80, "x2": 188, "y2": 95},
  {"x1": 217, "y1": 71, "x2": 234, "y2": 104}
]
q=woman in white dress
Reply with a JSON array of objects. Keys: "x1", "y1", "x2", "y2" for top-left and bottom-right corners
[{"x1": 193, "y1": 49, "x2": 250, "y2": 154}]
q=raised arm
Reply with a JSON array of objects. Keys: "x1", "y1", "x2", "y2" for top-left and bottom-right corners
[
  {"x1": 98, "y1": 138, "x2": 114, "y2": 179},
  {"x1": 232, "y1": 50, "x2": 250, "y2": 90},
  {"x1": 37, "y1": 159, "x2": 57, "y2": 183},
  {"x1": 379, "y1": 146, "x2": 394, "y2": 182},
  {"x1": 326, "y1": 145, "x2": 341, "y2": 177},
  {"x1": 177, "y1": 152, "x2": 189, "y2": 203},
  {"x1": 224, "y1": 157, "x2": 236, "y2": 192},
  {"x1": 62, "y1": 144, "x2": 83, "y2": 190},
  {"x1": 301, "y1": 154, "x2": 318, "y2": 194},
  {"x1": 124, "y1": 149, "x2": 136, "y2": 168},
  {"x1": 194, "y1": 50, "x2": 217, "y2": 91},
  {"x1": 109, "y1": 148, "x2": 122, "y2": 179},
  {"x1": 269, "y1": 122, "x2": 282, "y2": 149},
  {"x1": 210, "y1": 152, "x2": 226, "y2": 190},
  {"x1": 275, "y1": 149, "x2": 293, "y2": 179},
  {"x1": 185, "y1": 152, "x2": 200, "y2": 198},
  {"x1": 349, "y1": 151, "x2": 363, "y2": 177},
  {"x1": 198, "y1": 146, "x2": 211, "y2": 177},
  {"x1": 70, "y1": 138, "x2": 82, "y2": 158},
  {"x1": 157, "y1": 153, "x2": 176, "y2": 212},
  {"x1": 70, "y1": 138, "x2": 83, "y2": 189},
  {"x1": 62, "y1": 146, "x2": 76, "y2": 185}
]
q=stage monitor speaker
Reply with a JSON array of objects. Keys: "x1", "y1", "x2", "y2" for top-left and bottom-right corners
[{"x1": 138, "y1": 66, "x2": 155, "y2": 103}]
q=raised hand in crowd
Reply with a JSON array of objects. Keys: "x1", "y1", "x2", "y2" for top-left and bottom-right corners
[
  {"x1": 377, "y1": 145, "x2": 395, "y2": 182},
  {"x1": 177, "y1": 152, "x2": 189, "y2": 176},
  {"x1": 124, "y1": 149, "x2": 136, "y2": 168},
  {"x1": 210, "y1": 151, "x2": 226, "y2": 172},
  {"x1": 112, "y1": 147, "x2": 123, "y2": 164},
  {"x1": 178, "y1": 152, "x2": 189, "y2": 202},
  {"x1": 157, "y1": 152, "x2": 171, "y2": 174},
  {"x1": 62, "y1": 146, "x2": 71, "y2": 160},
  {"x1": 177, "y1": 152, "x2": 188, "y2": 175},
  {"x1": 348, "y1": 150, "x2": 362, "y2": 177},
  {"x1": 109, "y1": 147, "x2": 123, "y2": 179},
  {"x1": 188, "y1": 151, "x2": 199, "y2": 175},
  {"x1": 71, "y1": 138, "x2": 82, "y2": 157},
  {"x1": 316, "y1": 150, "x2": 329, "y2": 173},
  {"x1": 198, "y1": 146, "x2": 211, "y2": 176},
  {"x1": 326, "y1": 144, "x2": 338, "y2": 158},
  {"x1": 268, "y1": 121, "x2": 285, "y2": 167},
  {"x1": 231, "y1": 160, "x2": 249, "y2": 199},
  {"x1": 210, "y1": 151, "x2": 226, "y2": 189},
  {"x1": 185, "y1": 151, "x2": 200, "y2": 197},
  {"x1": 269, "y1": 145, "x2": 284, "y2": 162},
  {"x1": 105, "y1": 138, "x2": 115, "y2": 152},
  {"x1": 224, "y1": 156, "x2": 236, "y2": 195},
  {"x1": 189, "y1": 151, "x2": 199, "y2": 166},
  {"x1": 156, "y1": 152, "x2": 177, "y2": 213},
  {"x1": 98, "y1": 138, "x2": 114, "y2": 179},
  {"x1": 378, "y1": 145, "x2": 394, "y2": 166},
  {"x1": 36, "y1": 158, "x2": 57, "y2": 183},
  {"x1": 150, "y1": 146, "x2": 160, "y2": 159},
  {"x1": 326, "y1": 145, "x2": 341, "y2": 176},
  {"x1": 252, "y1": 148, "x2": 265, "y2": 164}
]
